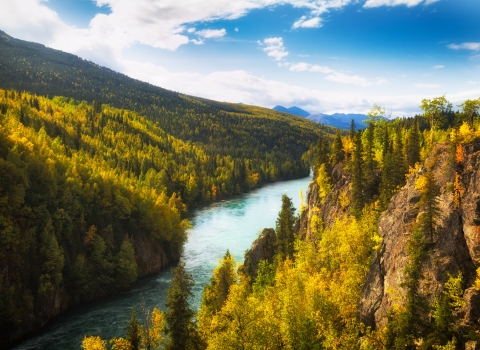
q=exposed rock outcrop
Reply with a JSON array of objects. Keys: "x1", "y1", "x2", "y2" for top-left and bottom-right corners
[
  {"x1": 241, "y1": 228, "x2": 277, "y2": 279},
  {"x1": 358, "y1": 141, "x2": 480, "y2": 330},
  {"x1": 297, "y1": 163, "x2": 350, "y2": 239},
  {"x1": 134, "y1": 233, "x2": 180, "y2": 277}
]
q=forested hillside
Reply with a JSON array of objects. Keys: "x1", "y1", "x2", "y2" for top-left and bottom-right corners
[
  {"x1": 0, "y1": 82, "x2": 328, "y2": 347},
  {"x1": 81, "y1": 97, "x2": 480, "y2": 350},
  {"x1": 0, "y1": 30, "x2": 336, "y2": 348},
  {"x1": 0, "y1": 29, "x2": 329, "y2": 165}
]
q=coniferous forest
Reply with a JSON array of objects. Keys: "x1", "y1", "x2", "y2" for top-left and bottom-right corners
[
  {"x1": 2, "y1": 27, "x2": 480, "y2": 350},
  {"x1": 82, "y1": 97, "x2": 480, "y2": 350},
  {"x1": 0, "y1": 31, "x2": 333, "y2": 348}
]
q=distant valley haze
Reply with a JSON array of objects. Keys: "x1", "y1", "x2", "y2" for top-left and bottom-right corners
[{"x1": 0, "y1": 0, "x2": 479, "y2": 117}]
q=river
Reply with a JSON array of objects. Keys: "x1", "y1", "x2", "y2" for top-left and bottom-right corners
[{"x1": 12, "y1": 175, "x2": 312, "y2": 350}]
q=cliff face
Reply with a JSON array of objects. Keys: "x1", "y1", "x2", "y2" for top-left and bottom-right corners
[
  {"x1": 297, "y1": 163, "x2": 350, "y2": 238},
  {"x1": 134, "y1": 234, "x2": 180, "y2": 277},
  {"x1": 241, "y1": 228, "x2": 277, "y2": 279},
  {"x1": 358, "y1": 141, "x2": 480, "y2": 330}
]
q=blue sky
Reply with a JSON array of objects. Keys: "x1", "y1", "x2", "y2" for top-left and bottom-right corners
[{"x1": 0, "y1": 0, "x2": 479, "y2": 116}]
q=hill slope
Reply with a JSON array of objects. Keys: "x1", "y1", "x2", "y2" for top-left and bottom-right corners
[
  {"x1": 0, "y1": 29, "x2": 332, "y2": 165},
  {"x1": 0, "y1": 31, "x2": 338, "y2": 348}
]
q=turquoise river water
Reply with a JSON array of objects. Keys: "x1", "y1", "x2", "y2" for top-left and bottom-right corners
[{"x1": 13, "y1": 175, "x2": 312, "y2": 350}]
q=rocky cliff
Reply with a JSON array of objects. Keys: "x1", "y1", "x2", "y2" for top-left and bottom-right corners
[
  {"x1": 297, "y1": 163, "x2": 351, "y2": 239},
  {"x1": 358, "y1": 141, "x2": 480, "y2": 331},
  {"x1": 241, "y1": 228, "x2": 277, "y2": 279}
]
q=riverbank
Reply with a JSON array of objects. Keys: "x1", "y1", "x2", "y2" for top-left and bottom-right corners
[{"x1": 12, "y1": 175, "x2": 312, "y2": 350}]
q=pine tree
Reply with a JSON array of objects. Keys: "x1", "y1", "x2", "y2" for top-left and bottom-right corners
[
  {"x1": 351, "y1": 131, "x2": 365, "y2": 218},
  {"x1": 363, "y1": 121, "x2": 378, "y2": 201},
  {"x1": 393, "y1": 127, "x2": 406, "y2": 188},
  {"x1": 275, "y1": 194, "x2": 296, "y2": 260},
  {"x1": 165, "y1": 262, "x2": 198, "y2": 350},
  {"x1": 314, "y1": 138, "x2": 329, "y2": 169},
  {"x1": 332, "y1": 130, "x2": 344, "y2": 165},
  {"x1": 405, "y1": 118, "x2": 420, "y2": 168},
  {"x1": 127, "y1": 308, "x2": 142, "y2": 350},
  {"x1": 416, "y1": 170, "x2": 440, "y2": 242},
  {"x1": 349, "y1": 119, "x2": 356, "y2": 140}
]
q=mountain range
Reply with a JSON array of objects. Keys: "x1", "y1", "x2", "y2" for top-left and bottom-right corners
[{"x1": 272, "y1": 105, "x2": 368, "y2": 129}]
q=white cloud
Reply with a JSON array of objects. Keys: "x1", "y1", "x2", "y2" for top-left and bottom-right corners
[
  {"x1": 260, "y1": 37, "x2": 289, "y2": 61},
  {"x1": 364, "y1": 0, "x2": 435, "y2": 8},
  {"x1": 235, "y1": 27, "x2": 239, "y2": 32},
  {"x1": 122, "y1": 59, "x2": 480, "y2": 118},
  {"x1": 433, "y1": 65, "x2": 444, "y2": 69},
  {"x1": 196, "y1": 28, "x2": 226, "y2": 38},
  {"x1": 292, "y1": 16, "x2": 322, "y2": 29},
  {"x1": 448, "y1": 42, "x2": 480, "y2": 51},
  {"x1": 326, "y1": 72, "x2": 387, "y2": 87},
  {"x1": 289, "y1": 62, "x2": 311, "y2": 72},
  {"x1": 310, "y1": 65, "x2": 335, "y2": 74},
  {"x1": 191, "y1": 38, "x2": 205, "y2": 45},
  {"x1": 413, "y1": 83, "x2": 440, "y2": 88},
  {"x1": 289, "y1": 62, "x2": 385, "y2": 86},
  {"x1": 186, "y1": 27, "x2": 196, "y2": 33}
]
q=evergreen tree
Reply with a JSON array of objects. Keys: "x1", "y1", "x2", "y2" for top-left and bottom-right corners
[
  {"x1": 275, "y1": 194, "x2": 296, "y2": 260},
  {"x1": 351, "y1": 131, "x2": 365, "y2": 218},
  {"x1": 314, "y1": 138, "x2": 329, "y2": 169},
  {"x1": 416, "y1": 170, "x2": 440, "y2": 242},
  {"x1": 127, "y1": 308, "x2": 142, "y2": 350},
  {"x1": 363, "y1": 121, "x2": 378, "y2": 201},
  {"x1": 165, "y1": 262, "x2": 198, "y2": 350},
  {"x1": 405, "y1": 117, "x2": 421, "y2": 168},
  {"x1": 379, "y1": 128, "x2": 395, "y2": 210},
  {"x1": 385, "y1": 226, "x2": 428, "y2": 349},
  {"x1": 332, "y1": 130, "x2": 344, "y2": 165},
  {"x1": 393, "y1": 127, "x2": 406, "y2": 188},
  {"x1": 349, "y1": 119, "x2": 356, "y2": 140}
]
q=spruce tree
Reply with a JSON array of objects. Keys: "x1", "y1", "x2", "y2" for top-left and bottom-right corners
[
  {"x1": 393, "y1": 127, "x2": 406, "y2": 188},
  {"x1": 351, "y1": 131, "x2": 365, "y2": 218},
  {"x1": 165, "y1": 262, "x2": 198, "y2": 350},
  {"x1": 363, "y1": 121, "x2": 378, "y2": 201},
  {"x1": 275, "y1": 194, "x2": 296, "y2": 260},
  {"x1": 349, "y1": 119, "x2": 356, "y2": 140},
  {"x1": 332, "y1": 130, "x2": 344, "y2": 165},
  {"x1": 417, "y1": 171, "x2": 440, "y2": 242},
  {"x1": 127, "y1": 308, "x2": 142, "y2": 350},
  {"x1": 405, "y1": 117, "x2": 420, "y2": 168},
  {"x1": 315, "y1": 138, "x2": 329, "y2": 169}
]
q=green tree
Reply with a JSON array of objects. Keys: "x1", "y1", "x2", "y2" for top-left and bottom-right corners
[
  {"x1": 127, "y1": 308, "x2": 142, "y2": 350},
  {"x1": 386, "y1": 226, "x2": 428, "y2": 349},
  {"x1": 420, "y1": 95, "x2": 452, "y2": 141},
  {"x1": 458, "y1": 98, "x2": 480, "y2": 127},
  {"x1": 275, "y1": 194, "x2": 296, "y2": 260},
  {"x1": 200, "y1": 250, "x2": 237, "y2": 314},
  {"x1": 405, "y1": 117, "x2": 421, "y2": 168},
  {"x1": 351, "y1": 131, "x2": 365, "y2": 218},
  {"x1": 115, "y1": 238, "x2": 138, "y2": 289},
  {"x1": 165, "y1": 262, "x2": 199, "y2": 350},
  {"x1": 363, "y1": 120, "x2": 378, "y2": 201},
  {"x1": 426, "y1": 273, "x2": 464, "y2": 347},
  {"x1": 416, "y1": 170, "x2": 440, "y2": 242},
  {"x1": 332, "y1": 130, "x2": 345, "y2": 165}
]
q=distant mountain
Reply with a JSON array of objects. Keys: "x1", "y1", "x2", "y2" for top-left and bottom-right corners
[
  {"x1": 273, "y1": 105, "x2": 311, "y2": 118},
  {"x1": 307, "y1": 113, "x2": 368, "y2": 130}
]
